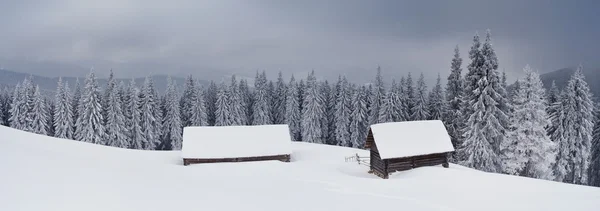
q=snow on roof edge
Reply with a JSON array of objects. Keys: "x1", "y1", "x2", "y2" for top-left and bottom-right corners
[{"x1": 369, "y1": 120, "x2": 454, "y2": 159}]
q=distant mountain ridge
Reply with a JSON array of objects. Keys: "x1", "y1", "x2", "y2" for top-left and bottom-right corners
[
  {"x1": 539, "y1": 67, "x2": 599, "y2": 101},
  {"x1": 0, "y1": 69, "x2": 210, "y2": 97}
]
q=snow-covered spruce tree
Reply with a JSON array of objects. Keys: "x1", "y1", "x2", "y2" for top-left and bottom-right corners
[
  {"x1": 53, "y1": 78, "x2": 74, "y2": 139},
  {"x1": 180, "y1": 75, "x2": 196, "y2": 127},
  {"x1": 334, "y1": 77, "x2": 351, "y2": 147},
  {"x1": 0, "y1": 88, "x2": 5, "y2": 126},
  {"x1": 411, "y1": 73, "x2": 429, "y2": 121},
  {"x1": 552, "y1": 65, "x2": 595, "y2": 184},
  {"x1": 252, "y1": 71, "x2": 271, "y2": 125},
  {"x1": 127, "y1": 79, "x2": 145, "y2": 149},
  {"x1": 30, "y1": 85, "x2": 48, "y2": 135},
  {"x1": 75, "y1": 71, "x2": 106, "y2": 144},
  {"x1": 267, "y1": 80, "x2": 275, "y2": 122},
  {"x1": 397, "y1": 77, "x2": 409, "y2": 122},
  {"x1": 501, "y1": 65, "x2": 556, "y2": 179},
  {"x1": 301, "y1": 71, "x2": 324, "y2": 144},
  {"x1": 71, "y1": 78, "x2": 82, "y2": 134},
  {"x1": 405, "y1": 72, "x2": 416, "y2": 118},
  {"x1": 101, "y1": 70, "x2": 115, "y2": 126},
  {"x1": 428, "y1": 74, "x2": 445, "y2": 120},
  {"x1": 285, "y1": 75, "x2": 302, "y2": 141},
  {"x1": 9, "y1": 83, "x2": 27, "y2": 130},
  {"x1": 350, "y1": 85, "x2": 369, "y2": 148},
  {"x1": 104, "y1": 75, "x2": 128, "y2": 148},
  {"x1": 273, "y1": 72, "x2": 287, "y2": 124},
  {"x1": 589, "y1": 104, "x2": 600, "y2": 187},
  {"x1": 215, "y1": 81, "x2": 232, "y2": 126},
  {"x1": 162, "y1": 77, "x2": 183, "y2": 150},
  {"x1": 390, "y1": 80, "x2": 408, "y2": 122},
  {"x1": 444, "y1": 45, "x2": 465, "y2": 154},
  {"x1": 320, "y1": 80, "x2": 334, "y2": 145},
  {"x1": 546, "y1": 81, "x2": 561, "y2": 138},
  {"x1": 379, "y1": 84, "x2": 398, "y2": 123},
  {"x1": 229, "y1": 75, "x2": 245, "y2": 125},
  {"x1": 458, "y1": 30, "x2": 508, "y2": 173},
  {"x1": 205, "y1": 81, "x2": 218, "y2": 126},
  {"x1": 139, "y1": 76, "x2": 161, "y2": 150},
  {"x1": 298, "y1": 79, "x2": 305, "y2": 111},
  {"x1": 189, "y1": 82, "x2": 208, "y2": 126},
  {"x1": 118, "y1": 81, "x2": 128, "y2": 115},
  {"x1": 368, "y1": 66, "x2": 385, "y2": 125},
  {"x1": 239, "y1": 79, "x2": 253, "y2": 125}
]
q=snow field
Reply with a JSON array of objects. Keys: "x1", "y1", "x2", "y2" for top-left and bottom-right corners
[{"x1": 1, "y1": 126, "x2": 600, "y2": 211}]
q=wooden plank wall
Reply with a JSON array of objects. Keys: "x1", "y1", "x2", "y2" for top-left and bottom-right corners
[
  {"x1": 370, "y1": 143, "x2": 388, "y2": 178},
  {"x1": 183, "y1": 154, "x2": 291, "y2": 166},
  {"x1": 386, "y1": 153, "x2": 449, "y2": 175}
]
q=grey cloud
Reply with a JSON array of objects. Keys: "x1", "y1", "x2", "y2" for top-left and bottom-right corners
[{"x1": 0, "y1": 0, "x2": 598, "y2": 84}]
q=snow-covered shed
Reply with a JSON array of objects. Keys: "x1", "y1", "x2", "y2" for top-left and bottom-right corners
[
  {"x1": 365, "y1": 120, "x2": 454, "y2": 179},
  {"x1": 181, "y1": 124, "x2": 292, "y2": 165}
]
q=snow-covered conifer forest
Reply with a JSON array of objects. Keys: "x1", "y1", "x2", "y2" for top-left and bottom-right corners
[{"x1": 1, "y1": 30, "x2": 599, "y2": 187}]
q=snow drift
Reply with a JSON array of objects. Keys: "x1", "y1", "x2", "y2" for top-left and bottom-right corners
[{"x1": 1, "y1": 125, "x2": 599, "y2": 211}]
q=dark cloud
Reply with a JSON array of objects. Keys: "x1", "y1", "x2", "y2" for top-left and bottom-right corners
[{"x1": 0, "y1": 0, "x2": 598, "y2": 83}]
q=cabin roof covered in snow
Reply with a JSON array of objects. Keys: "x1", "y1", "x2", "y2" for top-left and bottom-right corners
[
  {"x1": 369, "y1": 120, "x2": 454, "y2": 159},
  {"x1": 181, "y1": 124, "x2": 292, "y2": 159}
]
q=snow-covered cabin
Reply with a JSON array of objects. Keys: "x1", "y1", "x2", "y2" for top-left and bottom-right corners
[
  {"x1": 181, "y1": 124, "x2": 292, "y2": 165},
  {"x1": 365, "y1": 120, "x2": 454, "y2": 179}
]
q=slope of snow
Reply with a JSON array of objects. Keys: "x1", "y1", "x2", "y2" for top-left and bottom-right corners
[
  {"x1": 182, "y1": 124, "x2": 291, "y2": 159},
  {"x1": 1, "y1": 125, "x2": 599, "y2": 211},
  {"x1": 370, "y1": 120, "x2": 455, "y2": 159}
]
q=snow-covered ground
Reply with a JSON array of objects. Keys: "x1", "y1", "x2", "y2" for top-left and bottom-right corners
[{"x1": 1, "y1": 125, "x2": 599, "y2": 211}]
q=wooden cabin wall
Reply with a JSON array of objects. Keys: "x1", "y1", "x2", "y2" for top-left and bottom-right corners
[
  {"x1": 369, "y1": 143, "x2": 387, "y2": 178},
  {"x1": 386, "y1": 153, "x2": 449, "y2": 174}
]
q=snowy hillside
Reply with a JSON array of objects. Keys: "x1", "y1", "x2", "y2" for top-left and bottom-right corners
[{"x1": 1, "y1": 125, "x2": 599, "y2": 211}]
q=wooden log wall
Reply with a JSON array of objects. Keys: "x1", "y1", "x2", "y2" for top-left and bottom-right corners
[
  {"x1": 183, "y1": 154, "x2": 291, "y2": 166},
  {"x1": 369, "y1": 144, "x2": 387, "y2": 178},
  {"x1": 385, "y1": 153, "x2": 449, "y2": 175}
]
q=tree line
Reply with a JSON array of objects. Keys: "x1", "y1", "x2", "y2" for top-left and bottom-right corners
[{"x1": 0, "y1": 30, "x2": 598, "y2": 187}]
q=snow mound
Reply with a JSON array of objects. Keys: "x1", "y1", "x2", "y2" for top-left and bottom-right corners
[{"x1": 1, "y1": 125, "x2": 600, "y2": 211}]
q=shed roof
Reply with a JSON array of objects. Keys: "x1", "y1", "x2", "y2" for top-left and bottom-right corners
[
  {"x1": 369, "y1": 120, "x2": 454, "y2": 159},
  {"x1": 181, "y1": 124, "x2": 292, "y2": 159}
]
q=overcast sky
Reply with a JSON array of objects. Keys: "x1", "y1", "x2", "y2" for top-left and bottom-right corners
[{"x1": 0, "y1": 0, "x2": 598, "y2": 83}]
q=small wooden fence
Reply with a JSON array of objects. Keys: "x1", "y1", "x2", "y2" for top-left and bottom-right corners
[{"x1": 344, "y1": 153, "x2": 370, "y2": 167}]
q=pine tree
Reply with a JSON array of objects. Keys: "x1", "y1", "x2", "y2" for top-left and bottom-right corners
[
  {"x1": 444, "y1": 46, "x2": 464, "y2": 154},
  {"x1": 334, "y1": 77, "x2": 351, "y2": 147},
  {"x1": 552, "y1": 65, "x2": 595, "y2": 184},
  {"x1": 71, "y1": 78, "x2": 82, "y2": 134},
  {"x1": 502, "y1": 65, "x2": 556, "y2": 179},
  {"x1": 53, "y1": 78, "x2": 74, "y2": 139},
  {"x1": 239, "y1": 79, "x2": 253, "y2": 125},
  {"x1": 139, "y1": 76, "x2": 161, "y2": 150},
  {"x1": 428, "y1": 74, "x2": 444, "y2": 120},
  {"x1": 459, "y1": 30, "x2": 507, "y2": 173},
  {"x1": 405, "y1": 72, "x2": 416, "y2": 117},
  {"x1": 350, "y1": 86, "x2": 369, "y2": 148},
  {"x1": 0, "y1": 88, "x2": 5, "y2": 126},
  {"x1": 105, "y1": 74, "x2": 128, "y2": 148},
  {"x1": 229, "y1": 75, "x2": 245, "y2": 125},
  {"x1": 546, "y1": 81, "x2": 561, "y2": 137},
  {"x1": 75, "y1": 71, "x2": 106, "y2": 144},
  {"x1": 30, "y1": 85, "x2": 48, "y2": 135},
  {"x1": 215, "y1": 81, "x2": 232, "y2": 126},
  {"x1": 411, "y1": 73, "x2": 429, "y2": 120},
  {"x1": 180, "y1": 75, "x2": 196, "y2": 127},
  {"x1": 162, "y1": 77, "x2": 183, "y2": 150},
  {"x1": 127, "y1": 79, "x2": 145, "y2": 149},
  {"x1": 45, "y1": 98, "x2": 55, "y2": 137},
  {"x1": 397, "y1": 77, "x2": 410, "y2": 122},
  {"x1": 252, "y1": 71, "x2": 271, "y2": 125},
  {"x1": 368, "y1": 66, "x2": 385, "y2": 125},
  {"x1": 320, "y1": 81, "x2": 334, "y2": 145},
  {"x1": 273, "y1": 72, "x2": 287, "y2": 124},
  {"x1": 379, "y1": 82, "x2": 399, "y2": 123},
  {"x1": 205, "y1": 81, "x2": 218, "y2": 126},
  {"x1": 189, "y1": 82, "x2": 208, "y2": 126},
  {"x1": 390, "y1": 81, "x2": 407, "y2": 122},
  {"x1": 102, "y1": 70, "x2": 115, "y2": 126},
  {"x1": 301, "y1": 71, "x2": 323, "y2": 144},
  {"x1": 589, "y1": 104, "x2": 600, "y2": 187},
  {"x1": 285, "y1": 75, "x2": 302, "y2": 141},
  {"x1": 9, "y1": 83, "x2": 27, "y2": 130}
]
